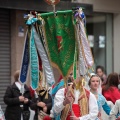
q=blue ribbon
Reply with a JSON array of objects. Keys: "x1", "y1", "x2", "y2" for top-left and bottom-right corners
[
  {"x1": 19, "y1": 33, "x2": 29, "y2": 84},
  {"x1": 26, "y1": 17, "x2": 38, "y2": 25},
  {"x1": 52, "y1": 80, "x2": 64, "y2": 97}
]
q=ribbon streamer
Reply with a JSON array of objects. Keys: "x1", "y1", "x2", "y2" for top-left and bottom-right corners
[
  {"x1": 74, "y1": 18, "x2": 87, "y2": 76},
  {"x1": 75, "y1": 8, "x2": 94, "y2": 68},
  {"x1": 32, "y1": 25, "x2": 55, "y2": 86},
  {"x1": 19, "y1": 32, "x2": 29, "y2": 84},
  {"x1": 79, "y1": 20, "x2": 94, "y2": 67},
  {"x1": 76, "y1": 23, "x2": 87, "y2": 76},
  {"x1": 30, "y1": 26, "x2": 39, "y2": 90},
  {"x1": 73, "y1": 46, "x2": 77, "y2": 79}
]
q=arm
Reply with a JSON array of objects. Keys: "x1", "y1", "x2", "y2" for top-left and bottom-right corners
[
  {"x1": 79, "y1": 92, "x2": 98, "y2": 120},
  {"x1": 102, "y1": 101, "x2": 111, "y2": 115},
  {"x1": 53, "y1": 88, "x2": 65, "y2": 114},
  {"x1": 24, "y1": 85, "x2": 32, "y2": 103},
  {"x1": 45, "y1": 94, "x2": 52, "y2": 113},
  {"x1": 30, "y1": 97, "x2": 39, "y2": 110},
  {"x1": 46, "y1": 102, "x2": 52, "y2": 112},
  {"x1": 110, "y1": 100, "x2": 120, "y2": 120},
  {"x1": 4, "y1": 86, "x2": 20, "y2": 105}
]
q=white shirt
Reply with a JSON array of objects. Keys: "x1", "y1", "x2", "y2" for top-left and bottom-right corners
[
  {"x1": 15, "y1": 82, "x2": 22, "y2": 90},
  {"x1": 53, "y1": 88, "x2": 98, "y2": 120},
  {"x1": 74, "y1": 89, "x2": 80, "y2": 104}
]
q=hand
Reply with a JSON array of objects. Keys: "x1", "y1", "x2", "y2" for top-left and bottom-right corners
[
  {"x1": 70, "y1": 115, "x2": 79, "y2": 120},
  {"x1": 19, "y1": 96, "x2": 25, "y2": 102},
  {"x1": 37, "y1": 102, "x2": 46, "y2": 108},
  {"x1": 24, "y1": 98, "x2": 29, "y2": 104},
  {"x1": 63, "y1": 96, "x2": 73, "y2": 106},
  {"x1": 97, "y1": 112, "x2": 101, "y2": 118},
  {"x1": 43, "y1": 106, "x2": 47, "y2": 113},
  {"x1": 78, "y1": 94, "x2": 85, "y2": 101}
]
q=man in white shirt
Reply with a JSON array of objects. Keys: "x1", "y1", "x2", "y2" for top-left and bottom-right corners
[{"x1": 51, "y1": 72, "x2": 98, "y2": 120}]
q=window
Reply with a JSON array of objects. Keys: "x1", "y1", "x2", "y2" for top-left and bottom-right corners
[{"x1": 86, "y1": 13, "x2": 113, "y2": 74}]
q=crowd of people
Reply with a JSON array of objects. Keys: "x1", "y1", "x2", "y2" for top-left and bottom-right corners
[{"x1": 2, "y1": 65, "x2": 120, "y2": 120}]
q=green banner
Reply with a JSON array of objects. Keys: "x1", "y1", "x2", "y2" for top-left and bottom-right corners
[{"x1": 41, "y1": 10, "x2": 75, "y2": 78}]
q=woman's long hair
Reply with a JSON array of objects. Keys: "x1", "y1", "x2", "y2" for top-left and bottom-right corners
[{"x1": 103, "y1": 72, "x2": 119, "y2": 91}]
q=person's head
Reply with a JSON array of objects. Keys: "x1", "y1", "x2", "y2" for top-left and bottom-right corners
[
  {"x1": 107, "y1": 73, "x2": 119, "y2": 87},
  {"x1": 118, "y1": 74, "x2": 120, "y2": 89},
  {"x1": 88, "y1": 75, "x2": 101, "y2": 91},
  {"x1": 96, "y1": 65, "x2": 105, "y2": 77},
  {"x1": 68, "y1": 70, "x2": 82, "y2": 88},
  {"x1": 103, "y1": 72, "x2": 119, "y2": 91},
  {"x1": 119, "y1": 74, "x2": 120, "y2": 84},
  {"x1": 14, "y1": 70, "x2": 20, "y2": 82}
]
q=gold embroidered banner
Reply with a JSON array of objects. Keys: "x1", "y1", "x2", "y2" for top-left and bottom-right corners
[{"x1": 41, "y1": 10, "x2": 75, "y2": 78}]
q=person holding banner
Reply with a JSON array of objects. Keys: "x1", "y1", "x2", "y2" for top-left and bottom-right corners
[
  {"x1": 4, "y1": 70, "x2": 31, "y2": 120},
  {"x1": 30, "y1": 72, "x2": 52, "y2": 120},
  {"x1": 51, "y1": 71, "x2": 98, "y2": 120}
]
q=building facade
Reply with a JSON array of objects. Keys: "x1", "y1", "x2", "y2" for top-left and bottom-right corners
[{"x1": 0, "y1": 0, "x2": 120, "y2": 110}]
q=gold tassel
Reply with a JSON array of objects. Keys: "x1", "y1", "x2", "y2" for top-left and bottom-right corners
[
  {"x1": 45, "y1": 91, "x2": 48, "y2": 99},
  {"x1": 81, "y1": 77, "x2": 85, "y2": 86},
  {"x1": 78, "y1": 87, "x2": 88, "y2": 116},
  {"x1": 87, "y1": 72, "x2": 91, "y2": 78},
  {"x1": 92, "y1": 67, "x2": 94, "y2": 72},
  {"x1": 40, "y1": 91, "x2": 46, "y2": 96}
]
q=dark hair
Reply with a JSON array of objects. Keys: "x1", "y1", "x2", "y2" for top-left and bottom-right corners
[
  {"x1": 103, "y1": 72, "x2": 119, "y2": 91},
  {"x1": 96, "y1": 65, "x2": 104, "y2": 73},
  {"x1": 88, "y1": 75, "x2": 100, "y2": 86}
]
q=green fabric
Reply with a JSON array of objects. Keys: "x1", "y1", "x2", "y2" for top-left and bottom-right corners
[{"x1": 41, "y1": 10, "x2": 75, "y2": 78}]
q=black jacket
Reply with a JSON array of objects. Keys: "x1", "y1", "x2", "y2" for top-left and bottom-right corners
[
  {"x1": 30, "y1": 89, "x2": 52, "y2": 120},
  {"x1": 4, "y1": 83, "x2": 31, "y2": 120}
]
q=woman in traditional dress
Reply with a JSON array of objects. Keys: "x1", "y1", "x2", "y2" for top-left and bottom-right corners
[{"x1": 88, "y1": 74, "x2": 111, "y2": 120}]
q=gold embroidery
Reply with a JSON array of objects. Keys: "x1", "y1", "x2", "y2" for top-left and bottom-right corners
[
  {"x1": 78, "y1": 87, "x2": 89, "y2": 116},
  {"x1": 61, "y1": 85, "x2": 89, "y2": 119},
  {"x1": 61, "y1": 104, "x2": 70, "y2": 120}
]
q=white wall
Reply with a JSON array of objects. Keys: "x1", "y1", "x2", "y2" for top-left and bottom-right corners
[{"x1": 113, "y1": 13, "x2": 120, "y2": 73}]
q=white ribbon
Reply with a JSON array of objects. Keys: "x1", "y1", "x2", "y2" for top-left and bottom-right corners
[
  {"x1": 79, "y1": 19, "x2": 94, "y2": 67},
  {"x1": 32, "y1": 25, "x2": 55, "y2": 86},
  {"x1": 75, "y1": 23, "x2": 87, "y2": 76}
]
